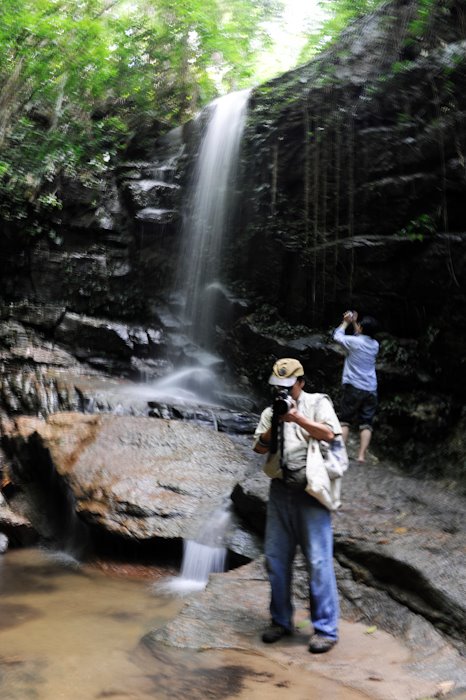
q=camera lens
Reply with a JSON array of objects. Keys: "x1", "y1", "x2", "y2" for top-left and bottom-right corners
[
  {"x1": 274, "y1": 399, "x2": 290, "y2": 415},
  {"x1": 272, "y1": 391, "x2": 293, "y2": 416}
]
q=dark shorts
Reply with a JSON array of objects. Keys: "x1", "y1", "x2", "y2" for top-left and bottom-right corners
[{"x1": 339, "y1": 383, "x2": 377, "y2": 430}]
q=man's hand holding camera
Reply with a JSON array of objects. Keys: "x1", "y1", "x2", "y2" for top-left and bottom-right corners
[
  {"x1": 266, "y1": 395, "x2": 334, "y2": 450},
  {"x1": 272, "y1": 393, "x2": 301, "y2": 424},
  {"x1": 342, "y1": 309, "x2": 358, "y2": 328},
  {"x1": 280, "y1": 403, "x2": 298, "y2": 422},
  {"x1": 254, "y1": 358, "x2": 335, "y2": 456},
  {"x1": 281, "y1": 404, "x2": 334, "y2": 441}
]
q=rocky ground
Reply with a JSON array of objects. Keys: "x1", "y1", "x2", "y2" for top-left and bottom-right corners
[
  {"x1": 144, "y1": 438, "x2": 466, "y2": 700},
  {"x1": 0, "y1": 384, "x2": 464, "y2": 699},
  {"x1": 144, "y1": 559, "x2": 463, "y2": 700}
]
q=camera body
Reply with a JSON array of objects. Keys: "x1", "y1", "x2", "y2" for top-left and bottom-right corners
[{"x1": 272, "y1": 390, "x2": 294, "y2": 417}]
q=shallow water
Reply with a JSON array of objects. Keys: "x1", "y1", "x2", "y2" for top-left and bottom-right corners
[{"x1": 0, "y1": 548, "x2": 366, "y2": 700}]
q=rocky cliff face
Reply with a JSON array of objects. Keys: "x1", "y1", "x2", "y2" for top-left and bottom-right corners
[
  {"x1": 224, "y1": 0, "x2": 466, "y2": 477},
  {"x1": 0, "y1": 0, "x2": 464, "y2": 480},
  {"x1": 234, "y1": 0, "x2": 466, "y2": 336}
]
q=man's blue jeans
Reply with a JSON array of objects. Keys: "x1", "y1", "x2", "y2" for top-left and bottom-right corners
[{"x1": 264, "y1": 479, "x2": 339, "y2": 640}]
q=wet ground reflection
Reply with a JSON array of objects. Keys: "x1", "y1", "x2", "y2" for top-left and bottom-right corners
[{"x1": 0, "y1": 548, "x2": 366, "y2": 700}]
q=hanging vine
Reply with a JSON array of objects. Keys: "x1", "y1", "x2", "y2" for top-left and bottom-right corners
[{"x1": 347, "y1": 112, "x2": 355, "y2": 300}]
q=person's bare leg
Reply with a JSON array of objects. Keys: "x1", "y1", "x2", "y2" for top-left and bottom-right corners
[
  {"x1": 341, "y1": 425, "x2": 349, "y2": 443},
  {"x1": 357, "y1": 428, "x2": 372, "y2": 462}
]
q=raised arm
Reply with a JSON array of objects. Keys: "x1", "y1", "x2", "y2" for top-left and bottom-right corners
[
  {"x1": 333, "y1": 310, "x2": 358, "y2": 346},
  {"x1": 281, "y1": 407, "x2": 335, "y2": 442}
]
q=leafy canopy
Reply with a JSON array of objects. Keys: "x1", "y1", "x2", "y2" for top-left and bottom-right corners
[
  {"x1": 0, "y1": 0, "x2": 281, "y2": 242},
  {"x1": 2, "y1": 0, "x2": 433, "y2": 246},
  {"x1": 299, "y1": 0, "x2": 384, "y2": 62}
]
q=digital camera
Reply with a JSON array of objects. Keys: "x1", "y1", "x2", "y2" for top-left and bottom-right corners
[{"x1": 272, "y1": 390, "x2": 293, "y2": 417}]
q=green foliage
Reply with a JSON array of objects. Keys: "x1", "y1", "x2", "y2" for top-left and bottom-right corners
[
  {"x1": 391, "y1": 60, "x2": 412, "y2": 74},
  {"x1": 298, "y1": 0, "x2": 384, "y2": 62},
  {"x1": 379, "y1": 337, "x2": 414, "y2": 367},
  {"x1": 399, "y1": 214, "x2": 436, "y2": 241},
  {"x1": 407, "y1": 0, "x2": 436, "y2": 40},
  {"x1": 0, "y1": 0, "x2": 282, "y2": 246}
]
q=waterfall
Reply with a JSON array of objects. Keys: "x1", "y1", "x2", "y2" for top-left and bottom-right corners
[
  {"x1": 154, "y1": 502, "x2": 232, "y2": 595},
  {"x1": 124, "y1": 90, "x2": 251, "y2": 410},
  {"x1": 176, "y1": 539, "x2": 227, "y2": 591},
  {"x1": 177, "y1": 89, "x2": 250, "y2": 349}
]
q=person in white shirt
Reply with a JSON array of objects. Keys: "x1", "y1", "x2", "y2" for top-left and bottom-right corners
[
  {"x1": 333, "y1": 311, "x2": 379, "y2": 462},
  {"x1": 253, "y1": 358, "x2": 342, "y2": 654}
]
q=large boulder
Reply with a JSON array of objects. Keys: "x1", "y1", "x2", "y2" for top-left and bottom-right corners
[{"x1": 0, "y1": 413, "x2": 248, "y2": 544}]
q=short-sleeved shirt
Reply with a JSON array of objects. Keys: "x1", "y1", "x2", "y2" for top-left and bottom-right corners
[
  {"x1": 333, "y1": 327, "x2": 379, "y2": 392},
  {"x1": 254, "y1": 391, "x2": 341, "y2": 471}
]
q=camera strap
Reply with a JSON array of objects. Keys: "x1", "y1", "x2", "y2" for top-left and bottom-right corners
[
  {"x1": 279, "y1": 422, "x2": 286, "y2": 471},
  {"x1": 270, "y1": 416, "x2": 292, "y2": 477},
  {"x1": 270, "y1": 416, "x2": 286, "y2": 463}
]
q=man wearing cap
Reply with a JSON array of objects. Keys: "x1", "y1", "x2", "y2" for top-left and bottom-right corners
[{"x1": 253, "y1": 358, "x2": 343, "y2": 654}]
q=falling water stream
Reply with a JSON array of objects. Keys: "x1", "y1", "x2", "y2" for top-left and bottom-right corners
[
  {"x1": 157, "y1": 502, "x2": 232, "y2": 594},
  {"x1": 177, "y1": 89, "x2": 250, "y2": 349},
  {"x1": 123, "y1": 90, "x2": 251, "y2": 412}
]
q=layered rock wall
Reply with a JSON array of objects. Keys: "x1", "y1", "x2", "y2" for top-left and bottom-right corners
[{"x1": 0, "y1": 0, "x2": 465, "y2": 479}]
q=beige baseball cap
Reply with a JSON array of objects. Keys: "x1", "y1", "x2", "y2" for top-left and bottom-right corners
[{"x1": 268, "y1": 358, "x2": 304, "y2": 387}]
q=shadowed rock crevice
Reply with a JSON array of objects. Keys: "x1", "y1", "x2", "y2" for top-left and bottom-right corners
[
  {"x1": 335, "y1": 542, "x2": 466, "y2": 651},
  {"x1": 2, "y1": 430, "x2": 91, "y2": 557}
]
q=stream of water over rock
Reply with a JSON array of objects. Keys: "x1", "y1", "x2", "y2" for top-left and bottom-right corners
[
  {"x1": 0, "y1": 548, "x2": 369, "y2": 700},
  {"x1": 134, "y1": 90, "x2": 252, "y2": 412},
  {"x1": 176, "y1": 88, "x2": 250, "y2": 350}
]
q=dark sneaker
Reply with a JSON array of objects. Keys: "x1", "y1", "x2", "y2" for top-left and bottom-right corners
[
  {"x1": 262, "y1": 623, "x2": 292, "y2": 644},
  {"x1": 308, "y1": 635, "x2": 337, "y2": 654}
]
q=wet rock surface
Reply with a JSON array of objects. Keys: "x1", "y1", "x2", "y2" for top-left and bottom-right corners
[
  {"x1": 231, "y1": 434, "x2": 466, "y2": 655},
  {"x1": 0, "y1": 488, "x2": 38, "y2": 548},
  {"x1": 144, "y1": 440, "x2": 465, "y2": 698},
  {"x1": 0, "y1": 413, "x2": 248, "y2": 543},
  {"x1": 145, "y1": 558, "x2": 465, "y2": 700},
  {"x1": 1, "y1": 405, "x2": 464, "y2": 677}
]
